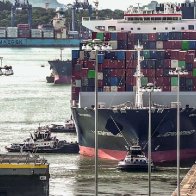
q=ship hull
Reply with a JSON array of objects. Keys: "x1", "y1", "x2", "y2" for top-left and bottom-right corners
[
  {"x1": 48, "y1": 60, "x2": 72, "y2": 84},
  {"x1": 71, "y1": 107, "x2": 196, "y2": 165}
]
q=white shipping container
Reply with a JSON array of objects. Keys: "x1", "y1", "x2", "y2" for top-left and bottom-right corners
[
  {"x1": 98, "y1": 72, "x2": 103, "y2": 80},
  {"x1": 111, "y1": 86, "x2": 118, "y2": 92},
  {"x1": 171, "y1": 59, "x2": 178, "y2": 68},
  {"x1": 103, "y1": 86, "x2": 111, "y2": 92},
  {"x1": 156, "y1": 41, "x2": 163, "y2": 49},
  {"x1": 7, "y1": 27, "x2": 18, "y2": 38},
  {"x1": 31, "y1": 29, "x2": 42, "y2": 38},
  {"x1": 0, "y1": 30, "x2": 6, "y2": 38},
  {"x1": 90, "y1": 50, "x2": 96, "y2": 59},
  {"x1": 79, "y1": 50, "x2": 84, "y2": 60},
  {"x1": 108, "y1": 41, "x2": 118, "y2": 50},
  {"x1": 75, "y1": 80, "x2": 81, "y2": 87},
  {"x1": 171, "y1": 86, "x2": 178, "y2": 92}
]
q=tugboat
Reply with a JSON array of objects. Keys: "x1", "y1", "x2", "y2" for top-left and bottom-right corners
[
  {"x1": 5, "y1": 128, "x2": 79, "y2": 154},
  {"x1": 48, "y1": 119, "x2": 76, "y2": 133},
  {"x1": 117, "y1": 145, "x2": 154, "y2": 172}
]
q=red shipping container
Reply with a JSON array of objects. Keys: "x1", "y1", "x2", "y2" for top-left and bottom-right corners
[
  {"x1": 156, "y1": 69, "x2": 164, "y2": 77},
  {"x1": 127, "y1": 42, "x2": 134, "y2": 50},
  {"x1": 126, "y1": 50, "x2": 135, "y2": 60},
  {"x1": 98, "y1": 64, "x2": 103, "y2": 71},
  {"x1": 147, "y1": 69, "x2": 155, "y2": 77},
  {"x1": 155, "y1": 77, "x2": 164, "y2": 86},
  {"x1": 184, "y1": 71, "x2": 193, "y2": 78},
  {"x1": 182, "y1": 32, "x2": 190, "y2": 40},
  {"x1": 141, "y1": 69, "x2": 148, "y2": 76},
  {"x1": 178, "y1": 51, "x2": 187, "y2": 61},
  {"x1": 72, "y1": 70, "x2": 82, "y2": 78},
  {"x1": 98, "y1": 80, "x2": 103, "y2": 87},
  {"x1": 126, "y1": 59, "x2": 137, "y2": 68},
  {"x1": 193, "y1": 61, "x2": 196, "y2": 68},
  {"x1": 170, "y1": 50, "x2": 179, "y2": 59},
  {"x1": 104, "y1": 32, "x2": 111, "y2": 41},
  {"x1": 171, "y1": 41, "x2": 182, "y2": 49},
  {"x1": 71, "y1": 92, "x2": 79, "y2": 100},
  {"x1": 81, "y1": 68, "x2": 88, "y2": 77},
  {"x1": 118, "y1": 86, "x2": 125, "y2": 91},
  {"x1": 185, "y1": 54, "x2": 195, "y2": 63},
  {"x1": 162, "y1": 86, "x2": 171, "y2": 92},
  {"x1": 163, "y1": 77, "x2": 171, "y2": 86},
  {"x1": 116, "y1": 60, "x2": 125, "y2": 68},
  {"x1": 163, "y1": 41, "x2": 172, "y2": 49},
  {"x1": 86, "y1": 60, "x2": 95, "y2": 69},
  {"x1": 148, "y1": 77, "x2": 156, "y2": 83},
  {"x1": 189, "y1": 31, "x2": 196, "y2": 40},
  {"x1": 165, "y1": 50, "x2": 172, "y2": 59},
  {"x1": 187, "y1": 50, "x2": 195, "y2": 55},
  {"x1": 108, "y1": 60, "x2": 118, "y2": 68},
  {"x1": 126, "y1": 69, "x2": 136, "y2": 77},
  {"x1": 92, "y1": 32, "x2": 97, "y2": 40},
  {"x1": 148, "y1": 33, "x2": 157, "y2": 41},
  {"x1": 102, "y1": 59, "x2": 110, "y2": 68},
  {"x1": 127, "y1": 33, "x2": 134, "y2": 42},
  {"x1": 117, "y1": 32, "x2": 127, "y2": 41}
]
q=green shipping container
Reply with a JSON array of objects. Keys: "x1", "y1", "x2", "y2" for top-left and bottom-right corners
[
  {"x1": 193, "y1": 68, "x2": 196, "y2": 76},
  {"x1": 88, "y1": 70, "x2": 95, "y2": 78},
  {"x1": 141, "y1": 77, "x2": 148, "y2": 86},
  {"x1": 143, "y1": 50, "x2": 150, "y2": 59},
  {"x1": 178, "y1": 61, "x2": 186, "y2": 69},
  {"x1": 171, "y1": 77, "x2": 178, "y2": 86},
  {"x1": 181, "y1": 41, "x2": 189, "y2": 50},
  {"x1": 96, "y1": 32, "x2": 104, "y2": 41}
]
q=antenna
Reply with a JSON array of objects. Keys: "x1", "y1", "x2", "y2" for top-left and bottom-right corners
[{"x1": 93, "y1": 0, "x2": 99, "y2": 19}]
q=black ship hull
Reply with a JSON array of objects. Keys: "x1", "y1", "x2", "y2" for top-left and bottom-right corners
[
  {"x1": 71, "y1": 107, "x2": 196, "y2": 165},
  {"x1": 48, "y1": 60, "x2": 71, "y2": 84}
]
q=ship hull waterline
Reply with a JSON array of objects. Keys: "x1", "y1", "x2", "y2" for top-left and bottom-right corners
[{"x1": 72, "y1": 107, "x2": 196, "y2": 165}]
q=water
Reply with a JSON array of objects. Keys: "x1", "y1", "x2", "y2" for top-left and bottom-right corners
[{"x1": 0, "y1": 48, "x2": 189, "y2": 196}]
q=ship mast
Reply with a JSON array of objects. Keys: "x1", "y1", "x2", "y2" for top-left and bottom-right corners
[{"x1": 134, "y1": 41, "x2": 144, "y2": 108}]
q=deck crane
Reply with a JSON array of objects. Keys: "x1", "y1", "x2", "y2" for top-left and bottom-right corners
[
  {"x1": 11, "y1": 0, "x2": 32, "y2": 27},
  {"x1": 69, "y1": 0, "x2": 93, "y2": 31}
]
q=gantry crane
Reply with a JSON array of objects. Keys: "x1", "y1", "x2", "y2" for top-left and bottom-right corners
[
  {"x1": 11, "y1": 0, "x2": 32, "y2": 27},
  {"x1": 69, "y1": 0, "x2": 93, "y2": 31}
]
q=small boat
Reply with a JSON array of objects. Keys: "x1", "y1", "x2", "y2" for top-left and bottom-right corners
[
  {"x1": 117, "y1": 145, "x2": 154, "y2": 172},
  {"x1": 48, "y1": 119, "x2": 76, "y2": 133},
  {"x1": 5, "y1": 128, "x2": 79, "y2": 154}
]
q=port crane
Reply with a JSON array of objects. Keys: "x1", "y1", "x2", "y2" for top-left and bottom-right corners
[
  {"x1": 66, "y1": 0, "x2": 93, "y2": 31},
  {"x1": 11, "y1": 0, "x2": 32, "y2": 27}
]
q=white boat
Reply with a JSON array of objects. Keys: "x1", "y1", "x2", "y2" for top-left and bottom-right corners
[{"x1": 117, "y1": 145, "x2": 154, "y2": 171}]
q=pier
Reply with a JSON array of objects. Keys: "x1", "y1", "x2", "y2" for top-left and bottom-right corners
[
  {"x1": 172, "y1": 164, "x2": 196, "y2": 196},
  {"x1": 0, "y1": 153, "x2": 49, "y2": 196}
]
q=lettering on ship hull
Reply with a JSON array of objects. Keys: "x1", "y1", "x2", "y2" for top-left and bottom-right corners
[
  {"x1": 157, "y1": 130, "x2": 196, "y2": 137},
  {"x1": 0, "y1": 39, "x2": 26, "y2": 46}
]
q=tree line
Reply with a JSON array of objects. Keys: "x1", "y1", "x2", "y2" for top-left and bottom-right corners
[{"x1": 0, "y1": 1, "x2": 123, "y2": 31}]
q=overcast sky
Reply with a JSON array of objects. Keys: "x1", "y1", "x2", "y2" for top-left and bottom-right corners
[{"x1": 56, "y1": 0, "x2": 185, "y2": 10}]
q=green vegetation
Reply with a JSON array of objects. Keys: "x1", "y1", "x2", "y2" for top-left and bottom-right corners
[{"x1": 0, "y1": 1, "x2": 123, "y2": 30}]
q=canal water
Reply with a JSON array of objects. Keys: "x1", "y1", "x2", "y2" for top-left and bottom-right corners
[{"x1": 0, "y1": 48, "x2": 189, "y2": 196}]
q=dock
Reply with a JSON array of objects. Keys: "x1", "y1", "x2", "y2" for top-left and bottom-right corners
[
  {"x1": 172, "y1": 164, "x2": 196, "y2": 196},
  {"x1": 0, "y1": 153, "x2": 49, "y2": 196}
]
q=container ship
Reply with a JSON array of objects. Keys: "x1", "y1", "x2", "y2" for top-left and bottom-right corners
[
  {"x1": 71, "y1": 1, "x2": 196, "y2": 165},
  {"x1": 48, "y1": 59, "x2": 72, "y2": 84},
  {"x1": 0, "y1": 6, "x2": 81, "y2": 47}
]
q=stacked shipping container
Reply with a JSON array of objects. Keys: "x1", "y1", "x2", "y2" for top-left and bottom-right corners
[{"x1": 71, "y1": 31, "x2": 196, "y2": 102}]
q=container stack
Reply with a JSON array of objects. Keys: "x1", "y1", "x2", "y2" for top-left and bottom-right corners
[
  {"x1": 0, "y1": 27, "x2": 6, "y2": 38},
  {"x1": 71, "y1": 31, "x2": 196, "y2": 102},
  {"x1": 31, "y1": 29, "x2": 42, "y2": 38},
  {"x1": 17, "y1": 24, "x2": 31, "y2": 38},
  {"x1": 6, "y1": 27, "x2": 18, "y2": 38}
]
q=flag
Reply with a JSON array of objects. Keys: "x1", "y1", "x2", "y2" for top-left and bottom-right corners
[{"x1": 105, "y1": 117, "x2": 123, "y2": 135}]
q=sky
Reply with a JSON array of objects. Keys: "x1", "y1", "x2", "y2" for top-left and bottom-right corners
[{"x1": 56, "y1": 0, "x2": 185, "y2": 11}]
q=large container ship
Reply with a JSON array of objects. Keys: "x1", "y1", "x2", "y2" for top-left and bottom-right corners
[{"x1": 71, "y1": 1, "x2": 196, "y2": 165}]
